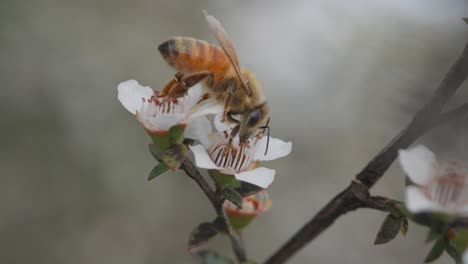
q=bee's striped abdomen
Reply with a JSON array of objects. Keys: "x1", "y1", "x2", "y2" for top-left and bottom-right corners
[{"x1": 158, "y1": 37, "x2": 231, "y2": 83}]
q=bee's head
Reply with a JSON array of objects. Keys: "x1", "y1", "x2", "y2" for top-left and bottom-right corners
[{"x1": 239, "y1": 103, "x2": 270, "y2": 143}]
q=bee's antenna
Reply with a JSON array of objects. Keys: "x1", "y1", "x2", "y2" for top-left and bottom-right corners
[{"x1": 260, "y1": 117, "x2": 270, "y2": 156}]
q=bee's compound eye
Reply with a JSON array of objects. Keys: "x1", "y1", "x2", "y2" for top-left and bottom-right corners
[{"x1": 247, "y1": 110, "x2": 261, "y2": 127}]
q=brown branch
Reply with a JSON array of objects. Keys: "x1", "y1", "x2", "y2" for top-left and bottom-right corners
[
  {"x1": 265, "y1": 40, "x2": 468, "y2": 264},
  {"x1": 181, "y1": 158, "x2": 247, "y2": 262}
]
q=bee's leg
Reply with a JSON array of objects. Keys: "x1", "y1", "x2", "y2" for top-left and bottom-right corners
[
  {"x1": 160, "y1": 77, "x2": 179, "y2": 96},
  {"x1": 195, "y1": 93, "x2": 211, "y2": 105},
  {"x1": 224, "y1": 118, "x2": 240, "y2": 156},
  {"x1": 181, "y1": 71, "x2": 212, "y2": 87},
  {"x1": 164, "y1": 71, "x2": 212, "y2": 98},
  {"x1": 221, "y1": 79, "x2": 237, "y2": 122},
  {"x1": 189, "y1": 93, "x2": 211, "y2": 115}
]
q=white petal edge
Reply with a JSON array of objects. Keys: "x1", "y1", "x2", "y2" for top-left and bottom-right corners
[
  {"x1": 138, "y1": 113, "x2": 185, "y2": 132},
  {"x1": 398, "y1": 145, "x2": 436, "y2": 185},
  {"x1": 189, "y1": 99, "x2": 224, "y2": 120},
  {"x1": 457, "y1": 205, "x2": 468, "y2": 216},
  {"x1": 235, "y1": 167, "x2": 275, "y2": 188},
  {"x1": 253, "y1": 136, "x2": 292, "y2": 161},
  {"x1": 186, "y1": 85, "x2": 203, "y2": 107},
  {"x1": 463, "y1": 250, "x2": 468, "y2": 264},
  {"x1": 185, "y1": 116, "x2": 213, "y2": 146},
  {"x1": 405, "y1": 186, "x2": 444, "y2": 214},
  {"x1": 117, "y1": 80, "x2": 154, "y2": 114},
  {"x1": 190, "y1": 144, "x2": 221, "y2": 170}
]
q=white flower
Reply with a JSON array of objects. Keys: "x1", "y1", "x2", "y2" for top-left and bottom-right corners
[
  {"x1": 463, "y1": 250, "x2": 468, "y2": 264},
  {"x1": 188, "y1": 114, "x2": 292, "y2": 188},
  {"x1": 398, "y1": 145, "x2": 468, "y2": 215},
  {"x1": 117, "y1": 79, "x2": 222, "y2": 134}
]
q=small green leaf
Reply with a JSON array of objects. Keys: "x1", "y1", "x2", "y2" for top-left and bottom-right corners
[
  {"x1": 162, "y1": 144, "x2": 188, "y2": 170},
  {"x1": 209, "y1": 170, "x2": 239, "y2": 189},
  {"x1": 425, "y1": 228, "x2": 440, "y2": 244},
  {"x1": 452, "y1": 229, "x2": 468, "y2": 252},
  {"x1": 198, "y1": 250, "x2": 233, "y2": 264},
  {"x1": 445, "y1": 242, "x2": 463, "y2": 264},
  {"x1": 188, "y1": 223, "x2": 219, "y2": 248},
  {"x1": 425, "y1": 238, "x2": 445, "y2": 263},
  {"x1": 169, "y1": 124, "x2": 185, "y2": 144},
  {"x1": 222, "y1": 188, "x2": 243, "y2": 209},
  {"x1": 148, "y1": 163, "x2": 169, "y2": 181},
  {"x1": 400, "y1": 217, "x2": 408, "y2": 237},
  {"x1": 149, "y1": 143, "x2": 163, "y2": 161},
  {"x1": 235, "y1": 181, "x2": 262, "y2": 197},
  {"x1": 374, "y1": 214, "x2": 403, "y2": 245}
]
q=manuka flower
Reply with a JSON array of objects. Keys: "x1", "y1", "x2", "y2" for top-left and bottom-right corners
[
  {"x1": 117, "y1": 79, "x2": 222, "y2": 144},
  {"x1": 224, "y1": 191, "x2": 272, "y2": 230},
  {"x1": 398, "y1": 145, "x2": 468, "y2": 215},
  {"x1": 188, "y1": 115, "x2": 292, "y2": 188}
]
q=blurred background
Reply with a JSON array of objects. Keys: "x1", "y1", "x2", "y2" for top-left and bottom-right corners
[{"x1": 1, "y1": 0, "x2": 468, "y2": 263}]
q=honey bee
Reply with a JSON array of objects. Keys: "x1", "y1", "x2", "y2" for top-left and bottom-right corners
[{"x1": 158, "y1": 10, "x2": 270, "y2": 150}]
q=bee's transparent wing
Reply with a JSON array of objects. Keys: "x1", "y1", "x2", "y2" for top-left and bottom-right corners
[{"x1": 202, "y1": 10, "x2": 251, "y2": 95}]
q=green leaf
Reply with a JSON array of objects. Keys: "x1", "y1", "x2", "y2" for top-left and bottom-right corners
[
  {"x1": 148, "y1": 163, "x2": 169, "y2": 181},
  {"x1": 374, "y1": 214, "x2": 403, "y2": 245},
  {"x1": 445, "y1": 242, "x2": 463, "y2": 264},
  {"x1": 149, "y1": 143, "x2": 163, "y2": 162},
  {"x1": 209, "y1": 170, "x2": 239, "y2": 189},
  {"x1": 425, "y1": 238, "x2": 445, "y2": 263},
  {"x1": 400, "y1": 217, "x2": 408, "y2": 237},
  {"x1": 235, "y1": 181, "x2": 262, "y2": 197},
  {"x1": 188, "y1": 223, "x2": 219, "y2": 248},
  {"x1": 425, "y1": 228, "x2": 440, "y2": 244},
  {"x1": 452, "y1": 229, "x2": 468, "y2": 252},
  {"x1": 162, "y1": 144, "x2": 188, "y2": 170},
  {"x1": 168, "y1": 124, "x2": 185, "y2": 144},
  {"x1": 222, "y1": 188, "x2": 243, "y2": 209},
  {"x1": 198, "y1": 250, "x2": 233, "y2": 264}
]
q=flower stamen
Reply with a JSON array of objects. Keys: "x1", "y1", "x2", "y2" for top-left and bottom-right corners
[{"x1": 210, "y1": 143, "x2": 253, "y2": 173}]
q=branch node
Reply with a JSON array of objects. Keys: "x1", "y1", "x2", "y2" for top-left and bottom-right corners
[{"x1": 350, "y1": 179, "x2": 370, "y2": 201}]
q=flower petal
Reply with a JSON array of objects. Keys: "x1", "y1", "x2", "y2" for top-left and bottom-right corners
[
  {"x1": 463, "y1": 250, "x2": 468, "y2": 264},
  {"x1": 253, "y1": 136, "x2": 292, "y2": 161},
  {"x1": 189, "y1": 99, "x2": 224, "y2": 119},
  {"x1": 185, "y1": 116, "x2": 212, "y2": 146},
  {"x1": 458, "y1": 205, "x2": 468, "y2": 216},
  {"x1": 190, "y1": 144, "x2": 220, "y2": 170},
  {"x1": 117, "y1": 80, "x2": 154, "y2": 114},
  {"x1": 405, "y1": 186, "x2": 443, "y2": 213},
  {"x1": 398, "y1": 145, "x2": 436, "y2": 185},
  {"x1": 187, "y1": 85, "x2": 203, "y2": 106},
  {"x1": 138, "y1": 112, "x2": 185, "y2": 132},
  {"x1": 235, "y1": 167, "x2": 275, "y2": 188}
]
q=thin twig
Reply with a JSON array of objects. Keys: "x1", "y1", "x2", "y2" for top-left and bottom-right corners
[
  {"x1": 181, "y1": 158, "x2": 247, "y2": 262},
  {"x1": 265, "y1": 40, "x2": 468, "y2": 264}
]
